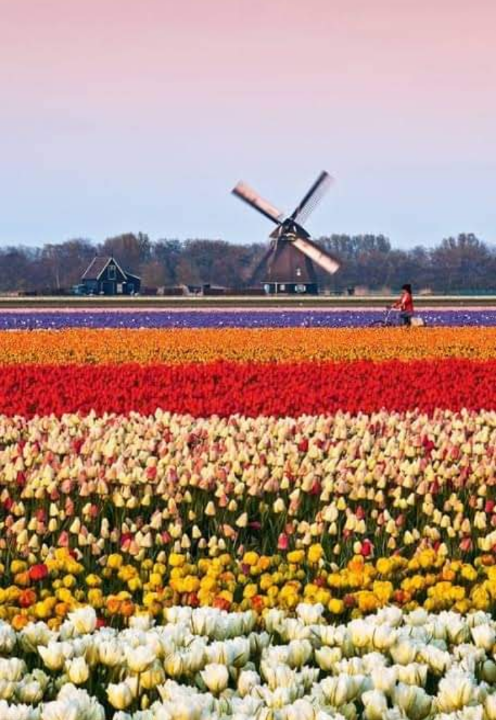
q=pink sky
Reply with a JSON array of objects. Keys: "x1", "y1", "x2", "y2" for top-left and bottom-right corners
[{"x1": 1, "y1": 0, "x2": 495, "y2": 247}]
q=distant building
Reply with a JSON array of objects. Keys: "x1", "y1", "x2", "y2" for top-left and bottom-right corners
[{"x1": 81, "y1": 256, "x2": 141, "y2": 296}]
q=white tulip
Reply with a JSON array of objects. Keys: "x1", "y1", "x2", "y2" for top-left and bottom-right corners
[
  {"x1": 406, "y1": 609, "x2": 429, "y2": 627},
  {"x1": 38, "y1": 642, "x2": 66, "y2": 671},
  {"x1": 296, "y1": 603, "x2": 324, "y2": 625},
  {"x1": 201, "y1": 663, "x2": 229, "y2": 694},
  {"x1": 165, "y1": 699, "x2": 202, "y2": 720},
  {"x1": 371, "y1": 665, "x2": 397, "y2": 694},
  {"x1": 320, "y1": 675, "x2": 361, "y2": 706},
  {"x1": 315, "y1": 646, "x2": 342, "y2": 671},
  {"x1": 264, "y1": 609, "x2": 285, "y2": 634},
  {"x1": 436, "y1": 671, "x2": 477, "y2": 713},
  {"x1": 0, "y1": 681, "x2": 15, "y2": 700},
  {"x1": 390, "y1": 639, "x2": 418, "y2": 666},
  {"x1": 0, "y1": 624, "x2": 16, "y2": 654},
  {"x1": 140, "y1": 661, "x2": 166, "y2": 690},
  {"x1": 283, "y1": 698, "x2": 316, "y2": 720},
  {"x1": 263, "y1": 663, "x2": 295, "y2": 691},
  {"x1": 445, "y1": 614, "x2": 470, "y2": 644},
  {"x1": 349, "y1": 620, "x2": 373, "y2": 649},
  {"x1": 396, "y1": 663, "x2": 428, "y2": 687},
  {"x1": 485, "y1": 694, "x2": 496, "y2": 720},
  {"x1": 164, "y1": 652, "x2": 184, "y2": 678},
  {"x1": 184, "y1": 642, "x2": 206, "y2": 673},
  {"x1": 99, "y1": 640, "x2": 124, "y2": 667},
  {"x1": 129, "y1": 614, "x2": 153, "y2": 631},
  {"x1": 0, "y1": 657, "x2": 26, "y2": 682},
  {"x1": 225, "y1": 637, "x2": 250, "y2": 667},
  {"x1": 165, "y1": 606, "x2": 192, "y2": 625},
  {"x1": 237, "y1": 670, "x2": 261, "y2": 696},
  {"x1": 471, "y1": 624, "x2": 496, "y2": 651},
  {"x1": 362, "y1": 689, "x2": 388, "y2": 720},
  {"x1": 66, "y1": 656, "x2": 89, "y2": 685},
  {"x1": 287, "y1": 639, "x2": 312, "y2": 668},
  {"x1": 191, "y1": 609, "x2": 217, "y2": 637},
  {"x1": 107, "y1": 681, "x2": 135, "y2": 710},
  {"x1": 41, "y1": 699, "x2": 79, "y2": 720},
  {"x1": 0, "y1": 699, "x2": 41, "y2": 720},
  {"x1": 393, "y1": 683, "x2": 432, "y2": 720},
  {"x1": 19, "y1": 622, "x2": 54, "y2": 653},
  {"x1": 67, "y1": 606, "x2": 97, "y2": 635},
  {"x1": 16, "y1": 680, "x2": 44, "y2": 704},
  {"x1": 126, "y1": 644, "x2": 156, "y2": 673},
  {"x1": 420, "y1": 645, "x2": 451, "y2": 675},
  {"x1": 372, "y1": 625, "x2": 397, "y2": 651}
]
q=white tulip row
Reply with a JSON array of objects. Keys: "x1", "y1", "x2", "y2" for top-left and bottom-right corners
[{"x1": 3, "y1": 604, "x2": 496, "y2": 719}]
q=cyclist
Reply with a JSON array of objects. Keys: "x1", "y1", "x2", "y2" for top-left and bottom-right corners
[{"x1": 391, "y1": 283, "x2": 414, "y2": 326}]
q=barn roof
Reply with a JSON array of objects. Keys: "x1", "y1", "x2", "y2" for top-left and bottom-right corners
[
  {"x1": 82, "y1": 256, "x2": 140, "y2": 281},
  {"x1": 82, "y1": 256, "x2": 114, "y2": 280}
]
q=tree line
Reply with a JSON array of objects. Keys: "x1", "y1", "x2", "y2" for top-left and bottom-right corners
[{"x1": 0, "y1": 232, "x2": 494, "y2": 294}]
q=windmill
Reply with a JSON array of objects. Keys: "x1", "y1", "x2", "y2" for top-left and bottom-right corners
[{"x1": 232, "y1": 171, "x2": 341, "y2": 295}]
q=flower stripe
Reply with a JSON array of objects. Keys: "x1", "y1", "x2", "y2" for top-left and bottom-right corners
[
  {"x1": 2, "y1": 326, "x2": 496, "y2": 364},
  {"x1": 0, "y1": 408, "x2": 496, "y2": 626},
  {"x1": 0, "y1": 359, "x2": 496, "y2": 416}
]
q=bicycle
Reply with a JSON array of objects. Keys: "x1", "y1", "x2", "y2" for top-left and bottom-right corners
[{"x1": 369, "y1": 308, "x2": 426, "y2": 328}]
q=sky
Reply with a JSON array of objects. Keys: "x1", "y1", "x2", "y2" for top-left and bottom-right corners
[{"x1": 1, "y1": 0, "x2": 495, "y2": 249}]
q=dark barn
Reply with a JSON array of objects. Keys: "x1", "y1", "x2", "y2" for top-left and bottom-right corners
[{"x1": 81, "y1": 256, "x2": 141, "y2": 296}]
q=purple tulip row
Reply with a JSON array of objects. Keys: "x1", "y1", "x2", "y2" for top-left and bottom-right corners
[{"x1": 1, "y1": 309, "x2": 496, "y2": 329}]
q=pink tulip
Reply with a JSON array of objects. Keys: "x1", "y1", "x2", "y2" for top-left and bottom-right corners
[
  {"x1": 459, "y1": 537, "x2": 472, "y2": 552},
  {"x1": 58, "y1": 531, "x2": 69, "y2": 547}
]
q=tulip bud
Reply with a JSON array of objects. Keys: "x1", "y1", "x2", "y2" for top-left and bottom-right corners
[{"x1": 66, "y1": 657, "x2": 89, "y2": 685}]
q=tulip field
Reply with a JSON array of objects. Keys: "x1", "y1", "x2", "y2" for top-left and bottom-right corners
[{"x1": 2, "y1": 308, "x2": 496, "y2": 719}]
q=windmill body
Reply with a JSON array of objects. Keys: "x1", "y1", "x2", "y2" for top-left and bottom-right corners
[{"x1": 232, "y1": 172, "x2": 341, "y2": 295}]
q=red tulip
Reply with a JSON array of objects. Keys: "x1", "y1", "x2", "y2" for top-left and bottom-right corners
[
  {"x1": 361, "y1": 539, "x2": 373, "y2": 557},
  {"x1": 28, "y1": 563, "x2": 48, "y2": 582},
  {"x1": 1, "y1": 359, "x2": 495, "y2": 417}
]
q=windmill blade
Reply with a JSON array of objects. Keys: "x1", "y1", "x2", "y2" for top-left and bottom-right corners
[
  {"x1": 232, "y1": 182, "x2": 285, "y2": 225},
  {"x1": 292, "y1": 236, "x2": 341, "y2": 275},
  {"x1": 290, "y1": 171, "x2": 333, "y2": 224}
]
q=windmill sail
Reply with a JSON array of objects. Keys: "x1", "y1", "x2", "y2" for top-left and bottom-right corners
[
  {"x1": 290, "y1": 171, "x2": 333, "y2": 224},
  {"x1": 292, "y1": 237, "x2": 341, "y2": 275},
  {"x1": 232, "y1": 182, "x2": 284, "y2": 224}
]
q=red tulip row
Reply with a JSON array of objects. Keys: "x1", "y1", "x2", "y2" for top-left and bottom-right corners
[{"x1": 0, "y1": 360, "x2": 495, "y2": 417}]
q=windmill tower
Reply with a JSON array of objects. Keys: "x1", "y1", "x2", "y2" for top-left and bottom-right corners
[{"x1": 232, "y1": 171, "x2": 341, "y2": 295}]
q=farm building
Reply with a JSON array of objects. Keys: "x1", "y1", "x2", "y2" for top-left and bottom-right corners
[{"x1": 81, "y1": 256, "x2": 141, "y2": 296}]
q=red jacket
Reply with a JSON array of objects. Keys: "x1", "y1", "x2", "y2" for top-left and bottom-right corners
[{"x1": 395, "y1": 291, "x2": 414, "y2": 313}]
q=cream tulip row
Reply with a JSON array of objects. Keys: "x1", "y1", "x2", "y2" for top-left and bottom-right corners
[
  {"x1": 3, "y1": 604, "x2": 496, "y2": 719},
  {"x1": 1, "y1": 408, "x2": 496, "y2": 563}
]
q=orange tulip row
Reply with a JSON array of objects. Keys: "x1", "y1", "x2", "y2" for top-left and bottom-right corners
[{"x1": 1, "y1": 326, "x2": 496, "y2": 364}]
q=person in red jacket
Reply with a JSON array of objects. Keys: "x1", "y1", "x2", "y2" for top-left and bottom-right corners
[{"x1": 392, "y1": 283, "x2": 414, "y2": 326}]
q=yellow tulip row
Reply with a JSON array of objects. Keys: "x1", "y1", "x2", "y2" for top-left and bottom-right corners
[{"x1": 5, "y1": 546, "x2": 496, "y2": 631}]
